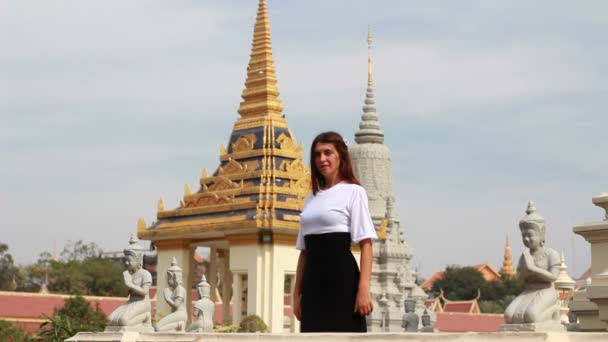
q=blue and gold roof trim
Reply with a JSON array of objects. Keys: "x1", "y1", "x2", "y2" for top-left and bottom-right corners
[{"x1": 138, "y1": 0, "x2": 310, "y2": 243}]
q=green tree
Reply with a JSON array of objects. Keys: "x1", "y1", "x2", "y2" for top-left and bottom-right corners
[
  {"x1": 431, "y1": 266, "x2": 486, "y2": 300},
  {"x1": 55, "y1": 295, "x2": 106, "y2": 332},
  {"x1": 0, "y1": 320, "x2": 34, "y2": 342},
  {"x1": 24, "y1": 241, "x2": 126, "y2": 296},
  {"x1": 23, "y1": 252, "x2": 53, "y2": 291},
  {"x1": 0, "y1": 243, "x2": 24, "y2": 290},
  {"x1": 80, "y1": 258, "x2": 127, "y2": 296},
  {"x1": 431, "y1": 265, "x2": 523, "y2": 313},
  {"x1": 60, "y1": 240, "x2": 102, "y2": 261}
]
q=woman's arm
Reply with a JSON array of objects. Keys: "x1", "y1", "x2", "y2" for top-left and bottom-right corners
[
  {"x1": 355, "y1": 238, "x2": 373, "y2": 316},
  {"x1": 293, "y1": 250, "x2": 307, "y2": 321}
]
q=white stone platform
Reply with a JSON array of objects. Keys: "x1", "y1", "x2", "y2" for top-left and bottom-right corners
[{"x1": 66, "y1": 332, "x2": 608, "y2": 342}]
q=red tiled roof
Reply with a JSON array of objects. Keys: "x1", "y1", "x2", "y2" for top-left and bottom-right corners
[
  {"x1": 434, "y1": 312, "x2": 504, "y2": 332},
  {"x1": 420, "y1": 271, "x2": 445, "y2": 291},
  {"x1": 443, "y1": 302, "x2": 475, "y2": 313}
]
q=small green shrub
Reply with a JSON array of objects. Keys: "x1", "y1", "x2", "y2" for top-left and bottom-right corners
[
  {"x1": 0, "y1": 320, "x2": 34, "y2": 342},
  {"x1": 238, "y1": 314, "x2": 268, "y2": 333}
]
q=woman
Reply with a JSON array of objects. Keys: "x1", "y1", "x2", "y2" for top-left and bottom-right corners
[{"x1": 293, "y1": 131, "x2": 377, "y2": 332}]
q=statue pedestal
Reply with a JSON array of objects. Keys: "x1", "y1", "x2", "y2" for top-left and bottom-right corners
[
  {"x1": 499, "y1": 322, "x2": 565, "y2": 332},
  {"x1": 104, "y1": 326, "x2": 155, "y2": 333},
  {"x1": 587, "y1": 284, "x2": 608, "y2": 324},
  {"x1": 569, "y1": 289, "x2": 608, "y2": 331},
  {"x1": 573, "y1": 193, "x2": 608, "y2": 330}
]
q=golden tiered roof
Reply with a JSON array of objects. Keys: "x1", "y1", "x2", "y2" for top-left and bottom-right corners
[
  {"x1": 138, "y1": 0, "x2": 310, "y2": 242},
  {"x1": 499, "y1": 235, "x2": 515, "y2": 278}
]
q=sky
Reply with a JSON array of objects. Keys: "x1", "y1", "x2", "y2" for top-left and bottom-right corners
[{"x1": 1, "y1": 0, "x2": 607, "y2": 278}]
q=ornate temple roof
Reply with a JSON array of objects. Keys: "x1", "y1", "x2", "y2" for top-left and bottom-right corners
[{"x1": 139, "y1": 0, "x2": 309, "y2": 242}]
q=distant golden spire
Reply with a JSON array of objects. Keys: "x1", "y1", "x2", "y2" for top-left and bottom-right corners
[
  {"x1": 500, "y1": 235, "x2": 515, "y2": 278},
  {"x1": 137, "y1": 217, "x2": 146, "y2": 231},
  {"x1": 237, "y1": 0, "x2": 284, "y2": 118},
  {"x1": 158, "y1": 197, "x2": 165, "y2": 212}
]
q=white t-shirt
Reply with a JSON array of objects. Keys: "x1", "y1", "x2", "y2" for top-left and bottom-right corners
[{"x1": 296, "y1": 182, "x2": 378, "y2": 250}]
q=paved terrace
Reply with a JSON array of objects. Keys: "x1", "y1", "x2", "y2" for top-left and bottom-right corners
[{"x1": 67, "y1": 332, "x2": 608, "y2": 342}]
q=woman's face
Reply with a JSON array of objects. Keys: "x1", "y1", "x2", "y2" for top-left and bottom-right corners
[
  {"x1": 313, "y1": 142, "x2": 341, "y2": 181},
  {"x1": 521, "y1": 228, "x2": 542, "y2": 250}
]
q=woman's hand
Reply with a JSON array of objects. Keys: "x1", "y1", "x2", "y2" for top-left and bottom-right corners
[
  {"x1": 354, "y1": 288, "x2": 373, "y2": 316},
  {"x1": 293, "y1": 293, "x2": 302, "y2": 321}
]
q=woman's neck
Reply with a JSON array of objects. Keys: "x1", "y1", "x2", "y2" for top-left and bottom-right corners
[{"x1": 322, "y1": 175, "x2": 343, "y2": 189}]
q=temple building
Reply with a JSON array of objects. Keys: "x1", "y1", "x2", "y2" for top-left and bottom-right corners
[
  {"x1": 138, "y1": 0, "x2": 309, "y2": 333},
  {"x1": 350, "y1": 27, "x2": 425, "y2": 332}
]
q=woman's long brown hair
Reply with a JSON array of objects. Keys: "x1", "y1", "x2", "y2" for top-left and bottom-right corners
[{"x1": 310, "y1": 131, "x2": 360, "y2": 195}]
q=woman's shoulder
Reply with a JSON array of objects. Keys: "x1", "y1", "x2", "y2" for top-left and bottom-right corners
[{"x1": 339, "y1": 182, "x2": 366, "y2": 193}]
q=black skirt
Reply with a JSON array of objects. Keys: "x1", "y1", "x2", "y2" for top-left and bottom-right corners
[{"x1": 301, "y1": 232, "x2": 367, "y2": 333}]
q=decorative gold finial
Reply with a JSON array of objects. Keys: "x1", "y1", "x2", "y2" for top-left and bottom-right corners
[
  {"x1": 367, "y1": 24, "x2": 373, "y2": 87},
  {"x1": 158, "y1": 197, "x2": 165, "y2": 212},
  {"x1": 184, "y1": 184, "x2": 192, "y2": 196},
  {"x1": 500, "y1": 234, "x2": 515, "y2": 278},
  {"x1": 237, "y1": 0, "x2": 284, "y2": 118},
  {"x1": 137, "y1": 218, "x2": 146, "y2": 231},
  {"x1": 201, "y1": 167, "x2": 207, "y2": 180}
]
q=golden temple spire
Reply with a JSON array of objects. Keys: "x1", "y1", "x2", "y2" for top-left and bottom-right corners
[
  {"x1": 158, "y1": 197, "x2": 165, "y2": 212},
  {"x1": 237, "y1": 0, "x2": 284, "y2": 118},
  {"x1": 367, "y1": 24, "x2": 373, "y2": 87},
  {"x1": 500, "y1": 235, "x2": 515, "y2": 278}
]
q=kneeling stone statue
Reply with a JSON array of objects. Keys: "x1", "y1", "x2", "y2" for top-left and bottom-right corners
[
  {"x1": 187, "y1": 275, "x2": 215, "y2": 332},
  {"x1": 106, "y1": 235, "x2": 153, "y2": 332},
  {"x1": 502, "y1": 202, "x2": 563, "y2": 332}
]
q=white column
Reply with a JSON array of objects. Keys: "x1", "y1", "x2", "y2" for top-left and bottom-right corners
[
  {"x1": 209, "y1": 246, "x2": 218, "y2": 302},
  {"x1": 220, "y1": 249, "x2": 233, "y2": 325},
  {"x1": 232, "y1": 272, "x2": 244, "y2": 325}
]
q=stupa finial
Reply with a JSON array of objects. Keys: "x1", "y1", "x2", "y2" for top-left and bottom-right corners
[
  {"x1": 526, "y1": 201, "x2": 537, "y2": 214},
  {"x1": 237, "y1": 0, "x2": 284, "y2": 118},
  {"x1": 355, "y1": 25, "x2": 384, "y2": 145},
  {"x1": 367, "y1": 24, "x2": 373, "y2": 87}
]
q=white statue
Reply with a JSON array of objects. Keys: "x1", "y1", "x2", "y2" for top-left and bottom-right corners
[
  {"x1": 155, "y1": 257, "x2": 187, "y2": 332},
  {"x1": 504, "y1": 201, "x2": 561, "y2": 324},
  {"x1": 186, "y1": 275, "x2": 215, "y2": 332},
  {"x1": 106, "y1": 235, "x2": 153, "y2": 331}
]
